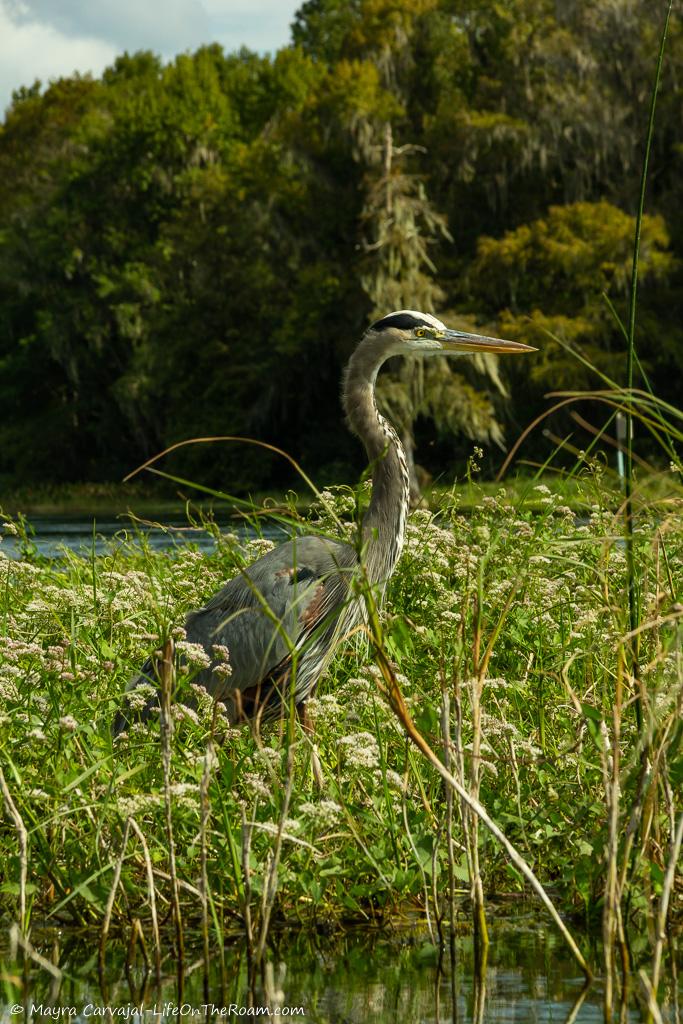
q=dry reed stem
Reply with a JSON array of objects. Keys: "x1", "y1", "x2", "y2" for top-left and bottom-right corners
[
  {"x1": 0, "y1": 764, "x2": 28, "y2": 932},
  {"x1": 430, "y1": 831, "x2": 443, "y2": 945},
  {"x1": 240, "y1": 803, "x2": 254, "y2": 950},
  {"x1": 468, "y1": 600, "x2": 487, "y2": 948},
  {"x1": 602, "y1": 649, "x2": 623, "y2": 1019},
  {"x1": 639, "y1": 970, "x2": 665, "y2": 1024},
  {"x1": 650, "y1": 811, "x2": 683, "y2": 1007},
  {"x1": 564, "y1": 983, "x2": 591, "y2": 1024},
  {"x1": 152, "y1": 869, "x2": 201, "y2": 899},
  {"x1": 9, "y1": 923, "x2": 62, "y2": 981},
  {"x1": 472, "y1": 936, "x2": 488, "y2": 1024},
  {"x1": 255, "y1": 745, "x2": 296, "y2": 964},
  {"x1": 562, "y1": 658, "x2": 650, "y2": 947},
  {"x1": 441, "y1": 689, "x2": 458, "y2": 935},
  {"x1": 127, "y1": 918, "x2": 150, "y2": 972},
  {"x1": 200, "y1": 739, "x2": 215, "y2": 998},
  {"x1": 158, "y1": 638, "x2": 184, "y2": 965},
  {"x1": 402, "y1": 796, "x2": 436, "y2": 944},
  {"x1": 452, "y1": 675, "x2": 475, "y2": 905},
  {"x1": 128, "y1": 816, "x2": 162, "y2": 981},
  {"x1": 465, "y1": 582, "x2": 519, "y2": 950},
  {"x1": 364, "y1": 588, "x2": 592, "y2": 978},
  {"x1": 99, "y1": 817, "x2": 131, "y2": 976}
]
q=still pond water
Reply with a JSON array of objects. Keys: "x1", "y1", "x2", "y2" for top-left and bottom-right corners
[
  {"x1": 4, "y1": 915, "x2": 679, "y2": 1024},
  {"x1": 2, "y1": 513, "x2": 282, "y2": 560}
]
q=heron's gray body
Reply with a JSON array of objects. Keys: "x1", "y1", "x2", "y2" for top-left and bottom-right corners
[
  {"x1": 112, "y1": 310, "x2": 532, "y2": 735},
  {"x1": 184, "y1": 535, "x2": 360, "y2": 722}
]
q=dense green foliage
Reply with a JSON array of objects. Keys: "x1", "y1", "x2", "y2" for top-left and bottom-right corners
[{"x1": 1, "y1": 0, "x2": 682, "y2": 491}]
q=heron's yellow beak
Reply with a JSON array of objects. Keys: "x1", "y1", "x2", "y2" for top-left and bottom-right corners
[{"x1": 440, "y1": 329, "x2": 536, "y2": 355}]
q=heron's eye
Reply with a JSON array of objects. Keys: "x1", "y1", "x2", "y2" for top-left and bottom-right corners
[{"x1": 415, "y1": 328, "x2": 426, "y2": 338}]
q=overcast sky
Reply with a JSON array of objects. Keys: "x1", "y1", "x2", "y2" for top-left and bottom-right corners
[{"x1": 0, "y1": 0, "x2": 303, "y2": 115}]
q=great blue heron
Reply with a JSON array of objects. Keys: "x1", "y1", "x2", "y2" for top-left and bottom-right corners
[{"x1": 113, "y1": 310, "x2": 533, "y2": 741}]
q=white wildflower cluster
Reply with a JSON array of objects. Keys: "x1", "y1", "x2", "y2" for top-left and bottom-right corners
[
  {"x1": 300, "y1": 799, "x2": 343, "y2": 828},
  {"x1": 256, "y1": 819, "x2": 302, "y2": 840},
  {"x1": 190, "y1": 683, "x2": 220, "y2": 722},
  {"x1": 374, "y1": 768, "x2": 406, "y2": 792},
  {"x1": 171, "y1": 704, "x2": 200, "y2": 726},
  {"x1": 244, "y1": 538, "x2": 276, "y2": 561},
  {"x1": 480, "y1": 710, "x2": 518, "y2": 738},
  {"x1": 253, "y1": 745, "x2": 281, "y2": 770},
  {"x1": 243, "y1": 772, "x2": 271, "y2": 799},
  {"x1": 176, "y1": 640, "x2": 212, "y2": 669},
  {"x1": 305, "y1": 693, "x2": 342, "y2": 727},
  {"x1": 338, "y1": 731, "x2": 381, "y2": 770},
  {"x1": 334, "y1": 676, "x2": 373, "y2": 715},
  {"x1": 238, "y1": 746, "x2": 282, "y2": 801},
  {"x1": 169, "y1": 551, "x2": 224, "y2": 606},
  {"x1": 532, "y1": 483, "x2": 558, "y2": 507},
  {"x1": 116, "y1": 782, "x2": 200, "y2": 818},
  {"x1": 99, "y1": 570, "x2": 160, "y2": 614},
  {"x1": 123, "y1": 682, "x2": 158, "y2": 711},
  {"x1": 306, "y1": 486, "x2": 360, "y2": 541},
  {"x1": 211, "y1": 643, "x2": 233, "y2": 679},
  {"x1": 28, "y1": 788, "x2": 50, "y2": 801}
]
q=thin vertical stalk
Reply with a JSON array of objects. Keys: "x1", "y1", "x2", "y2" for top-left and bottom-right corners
[
  {"x1": 128, "y1": 817, "x2": 162, "y2": 982},
  {"x1": 649, "y1": 811, "x2": 683, "y2": 1013},
  {"x1": 441, "y1": 689, "x2": 457, "y2": 941},
  {"x1": 240, "y1": 803, "x2": 255, "y2": 953},
  {"x1": 602, "y1": 650, "x2": 623, "y2": 1021},
  {"x1": 126, "y1": 918, "x2": 150, "y2": 973},
  {"x1": 200, "y1": 739, "x2": 216, "y2": 1002},
  {"x1": 624, "y1": 0, "x2": 673, "y2": 728},
  {"x1": 255, "y1": 745, "x2": 296, "y2": 965},
  {"x1": 99, "y1": 818, "x2": 131, "y2": 977},
  {"x1": 468, "y1": 599, "x2": 488, "y2": 950},
  {"x1": 402, "y1": 795, "x2": 436, "y2": 944},
  {"x1": 639, "y1": 972, "x2": 665, "y2": 1024},
  {"x1": 472, "y1": 938, "x2": 488, "y2": 1024},
  {"x1": 159, "y1": 638, "x2": 184, "y2": 969},
  {"x1": 0, "y1": 765, "x2": 28, "y2": 933}
]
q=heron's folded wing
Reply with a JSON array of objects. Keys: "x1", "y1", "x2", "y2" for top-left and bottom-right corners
[{"x1": 184, "y1": 536, "x2": 355, "y2": 697}]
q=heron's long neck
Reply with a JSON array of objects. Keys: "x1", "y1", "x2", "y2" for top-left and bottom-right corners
[{"x1": 343, "y1": 342, "x2": 410, "y2": 587}]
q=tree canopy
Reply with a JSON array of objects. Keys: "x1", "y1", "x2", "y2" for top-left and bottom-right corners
[{"x1": 1, "y1": 0, "x2": 681, "y2": 491}]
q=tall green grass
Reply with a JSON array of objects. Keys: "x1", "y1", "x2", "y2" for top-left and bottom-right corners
[{"x1": 0, "y1": 471, "x2": 681, "y2": 1003}]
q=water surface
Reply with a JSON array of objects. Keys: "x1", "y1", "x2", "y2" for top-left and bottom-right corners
[
  {"x1": 2, "y1": 513, "x2": 281, "y2": 560},
  {"x1": 3, "y1": 916, "x2": 680, "y2": 1023}
]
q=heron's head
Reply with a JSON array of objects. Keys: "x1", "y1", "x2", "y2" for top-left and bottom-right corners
[{"x1": 368, "y1": 310, "x2": 535, "y2": 357}]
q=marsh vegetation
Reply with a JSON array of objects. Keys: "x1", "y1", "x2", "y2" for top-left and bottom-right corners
[{"x1": 0, "y1": 464, "x2": 681, "y2": 1018}]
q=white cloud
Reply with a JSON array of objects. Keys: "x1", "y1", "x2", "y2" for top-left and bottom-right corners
[
  {"x1": 0, "y1": 0, "x2": 302, "y2": 117},
  {"x1": 6, "y1": 0, "x2": 212, "y2": 53},
  {"x1": 0, "y1": 4, "x2": 117, "y2": 115}
]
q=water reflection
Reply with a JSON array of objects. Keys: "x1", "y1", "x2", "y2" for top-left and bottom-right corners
[{"x1": 3, "y1": 917, "x2": 678, "y2": 1023}]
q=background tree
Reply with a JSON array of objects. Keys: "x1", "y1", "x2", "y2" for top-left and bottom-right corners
[
  {"x1": 360, "y1": 123, "x2": 507, "y2": 502},
  {"x1": 0, "y1": 0, "x2": 681, "y2": 491}
]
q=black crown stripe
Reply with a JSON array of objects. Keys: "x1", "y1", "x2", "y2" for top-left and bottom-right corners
[{"x1": 370, "y1": 313, "x2": 434, "y2": 332}]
